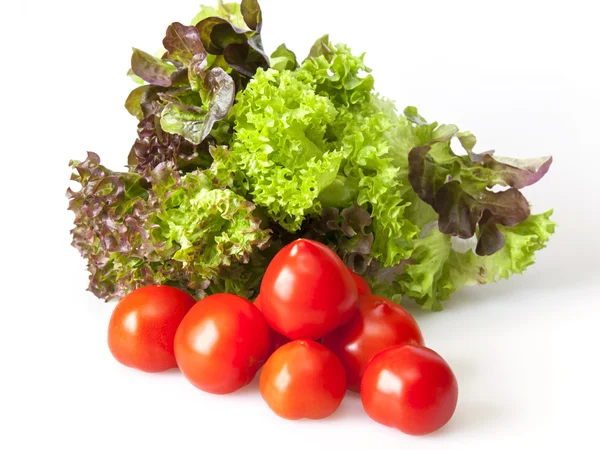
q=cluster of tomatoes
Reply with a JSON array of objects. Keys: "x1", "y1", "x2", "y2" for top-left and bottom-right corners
[{"x1": 108, "y1": 239, "x2": 458, "y2": 435}]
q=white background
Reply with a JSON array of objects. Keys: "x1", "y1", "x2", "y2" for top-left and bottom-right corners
[{"x1": 1, "y1": 0, "x2": 599, "y2": 449}]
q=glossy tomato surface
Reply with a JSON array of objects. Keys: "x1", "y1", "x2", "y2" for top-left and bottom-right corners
[
  {"x1": 260, "y1": 340, "x2": 347, "y2": 420},
  {"x1": 174, "y1": 293, "x2": 270, "y2": 394},
  {"x1": 361, "y1": 344, "x2": 458, "y2": 435},
  {"x1": 260, "y1": 239, "x2": 358, "y2": 340},
  {"x1": 254, "y1": 294, "x2": 290, "y2": 355},
  {"x1": 107, "y1": 285, "x2": 196, "y2": 373},
  {"x1": 349, "y1": 271, "x2": 372, "y2": 296},
  {"x1": 322, "y1": 295, "x2": 424, "y2": 391}
]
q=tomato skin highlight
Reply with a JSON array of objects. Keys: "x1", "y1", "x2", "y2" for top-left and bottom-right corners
[
  {"x1": 322, "y1": 295, "x2": 424, "y2": 392},
  {"x1": 349, "y1": 271, "x2": 372, "y2": 296},
  {"x1": 260, "y1": 340, "x2": 347, "y2": 420},
  {"x1": 174, "y1": 293, "x2": 270, "y2": 394},
  {"x1": 361, "y1": 344, "x2": 458, "y2": 435},
  {"x1": 260, "y1": 239, "x2": 358, "y2": 340},
  {"x1": 254, "y1": 294, "x2": 290, "y2": 356},
  {"x1": 107, "y1": 285, "x2": 196, "y2": 373}
]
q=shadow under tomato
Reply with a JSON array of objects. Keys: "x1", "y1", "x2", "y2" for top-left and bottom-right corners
[
  {"x1": 426, "y1": 401, "x2": 507, "y2": 438},
  {"x1": 225, "y1": 370, "x2": 262, "y2": 399},
  {"x1": 324, "y1": 391, "x2": 366, "y2": 422}
]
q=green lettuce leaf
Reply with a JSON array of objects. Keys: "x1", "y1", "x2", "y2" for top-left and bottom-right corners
[
  {"x1": 224, "y1": 67, "x2": 343, "y2": 231},
  {"x1": 302, "y1": 38, "x2": 374, "y2": 106},
  {"x1": 191, "y1": 1, "x2": 247, "y2": 29},
  {"x1": 395, "y1": 210, "x2": 556, "y2": 310},
  {"x1": 270, "y1": 44, "x2": 297, "y2": 71}
]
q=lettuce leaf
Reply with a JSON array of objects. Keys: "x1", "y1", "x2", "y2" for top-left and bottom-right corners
[
  {"x1": 224, "y1": 67, "x2": 343, "y2": 231},
  {"x1": 395, "y1": 210, "x2": 556, "y2": 310},
  {"x1": 69, "y1": 3, "x2": 556, "y2": 311},
  {"x1": 406, "y1": 108, "x2": 552, "y2": 256},
  {"x1": 67, "y1": 152, "x2": 271, "y2": 301}
]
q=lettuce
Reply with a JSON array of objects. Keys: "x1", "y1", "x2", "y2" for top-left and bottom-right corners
[
  {"x1": 396, "y1": 211, "x2": 556, "y2": 310},
  {"x1": 68, "y1": 152, "x2": 271, "y2": 301},
  {"x1": 223, "y1": 67, "x2": 343, "y2": 231},
  {"x1": 68, "y1": 0, "x2": 555, "y2": 310}
]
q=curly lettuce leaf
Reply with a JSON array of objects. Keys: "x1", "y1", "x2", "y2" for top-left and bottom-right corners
[
  {"x1": 395, "y1": 210, "x2": 556, "y2": 310},
  {"x1": 224, "y1": 67, "x2": 343, "y2": 231},
  {"x1": 303, "y1": 204, "x2": 375, "y2": 275},
  {"x1": 302, "y1": 38, "x2": 374, "y2": 106},
  {"x1": 67, "y1": 153, "x2": 271, "y2": 301}
]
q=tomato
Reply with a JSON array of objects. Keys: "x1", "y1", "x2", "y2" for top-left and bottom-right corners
[
  {"x1": 260, "y1": 340, "x2": 347, "y2": 420},
  {"x1": 174, "y1": 293, "x2": 270, "y2": 394},
  {"x1": 254, "y1": 294, "x2": 290, "y2": 355},
  {"x1": 322, "y1": 295, "x2": 424, "y2": 391},
  {"x1": 349, "y1": 271, "x2": 371, "y2": 296},
  {"x1": 361, "y1": 344, "x2": 458, "y2": 435},
  {"x1": 260, "y1": 239, "x2": 358, "y2": 340},
  {"x1": 107, "y1": 285, "x2": 196, "y2": 373}
]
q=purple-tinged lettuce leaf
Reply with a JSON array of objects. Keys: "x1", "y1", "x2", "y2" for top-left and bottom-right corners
[
  {"x1": 241, "y1": 0, "x2": 262, "y2": 32},
  {"x1": 196, "y1": 17, "x2": 247, "y2": 54},
  {"x1": 163, "y1": 22, "x2": 206, "y2": 65},
  {"x1": 130, "y1": 48, "x2": 178, "y2": 87},
  {"x1": 223, "y1": 42, "x2": 268, "y2": 77},
  {"x1": 204, "y1": 67, "x2": 236, "y2": 120},
  {"x1": 188, "y1": 53, "x2": 209, "y2": 91},
  {"x1": 471, "y1": 153, "x2": 553, "y2": 189},
  {"x1": 303, "y1": 204, "x2": 376, "y2": 275},
  {"x1": 125, "y1": 85, "x2": 153, "y2": 120},
  {"x1": 406, "y1": 107, "x2": 552, "y2": 256},
  {"x1": 160, "y1": 68, "x2": 234, "y2": 145},
  {"x1": 434, "y1": 181, "x2": 530, "y2": 256},
  {"x1": 194, "y1": 9, "x2": 268, "y2": 78},
  {"x1": 67, "y1": 153, "x2": 272, "y2": 302},
  {"x1": 160, "y1": 103, "x2": 209, "y2": 145},
  {"x1": 128, "y1": 114, "x2": 211, "y2": 174}
]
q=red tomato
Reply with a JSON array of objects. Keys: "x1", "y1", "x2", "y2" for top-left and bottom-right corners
[
  {"x1": 260, "y1": 340, "x2": 347, "y2": 420},
  {"x1": 174, "y1": 293, "x2": 270, "y2": 394},
  {"x1": 322, "y1": 295, "x2": 424, "y2": 391},
  {"x1": 260, "y1": 239, "x2": 358, "y2": 340},
  {"x1": 107, "y1": 285, "x2": 196, "y2": 373},
  {"x1": 254, "y1": 294, "x2": 290, "y2": 355},
  {"x1": 349, "y1": 271, "x2": 372, "y2": 296},
  {"x1": 361, "y1": 344, "x2": 458, "y2": 435}
]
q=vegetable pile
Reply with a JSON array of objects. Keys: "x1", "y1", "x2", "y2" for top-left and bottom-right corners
[
  {"x1": 67, "y1": 0, "x2": 555, "y2": 311},
  {"x1": 108, "y1": 238, "x2": 458, "y2": 435}
]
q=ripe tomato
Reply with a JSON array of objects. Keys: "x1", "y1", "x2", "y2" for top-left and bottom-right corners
[
  {"x1": 322, "y1": 295, "x2": 424, "y2": 391},
  {"x1": 174, "y1": 293, "x2": 270, "y2": 394},
  {"x1": 260, "y1": 340, "x2": 346, "y2": 420},
  {"x1": 349, "y1": 271, "x2": 371, "y2": 296},
  {"x1": 260, "y1": 239, "x2": 358, "y2": 340},
  {"x1": 361, "y1": 344, "x2": 458, "y2": 435},
  {"x1": 107, "y1": 285, "x2": 196, "y2": 373},
  {"x1": 254, "y1": 294, "x2": 290, "y2": 355}
]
